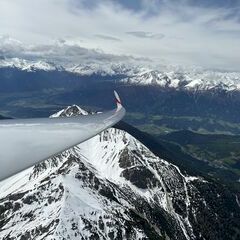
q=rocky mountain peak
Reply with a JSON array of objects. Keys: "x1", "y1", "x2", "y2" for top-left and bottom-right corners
[{"x1": 50, "y1": 105, "x2": 89, "y2": 118}]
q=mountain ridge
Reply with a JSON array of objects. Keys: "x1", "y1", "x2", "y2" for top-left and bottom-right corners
[{"x1": 0, "y1": 105, "x2": 239, "y2": 240}]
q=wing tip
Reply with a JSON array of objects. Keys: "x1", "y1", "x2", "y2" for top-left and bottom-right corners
[{"x1": 114, "y1": 90, "x2": 122, "y2": 110}]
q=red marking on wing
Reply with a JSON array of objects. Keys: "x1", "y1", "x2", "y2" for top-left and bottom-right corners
[{"x1": 116, "y1": 98, "x2": 122, "y2": 105}]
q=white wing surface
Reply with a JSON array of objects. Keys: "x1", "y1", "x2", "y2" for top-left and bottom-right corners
[{"x1": 0, "y1": 92, "x2": 125, "y2": 181}]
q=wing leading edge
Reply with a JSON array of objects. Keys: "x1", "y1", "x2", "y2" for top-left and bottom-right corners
[{"x1": 0, "y1": 92, "x2": 125, "y2": 181}]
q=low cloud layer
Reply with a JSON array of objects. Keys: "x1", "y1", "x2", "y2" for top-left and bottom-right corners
[
  {"x1": 0, "y1": 36, "x2": 148, "y2": 66},
  {"x1": 0, "y1": 0, "x2": 240, "y2": 71}
]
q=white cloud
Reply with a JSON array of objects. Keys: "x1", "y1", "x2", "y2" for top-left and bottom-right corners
[
  {"x1": 0, "y1": 0, "x2": 240, "y2": 71},
  {"x1": 94, "y1": 34, "x2": 122, "y2": 42},
  {"x1": 126, "y1": 31, "x2": 164, "y2": 39},
  {"x1": 0, "y1": 36, "x2": 147, "y2": 66}
]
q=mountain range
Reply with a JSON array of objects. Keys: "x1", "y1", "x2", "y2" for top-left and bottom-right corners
[{"x1": 1, "y1": 57, "x2": 240, "y2": 92}]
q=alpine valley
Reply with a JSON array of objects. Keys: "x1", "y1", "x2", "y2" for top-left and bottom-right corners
[{"x1": 0, "y1": 106, "x2": 239, "y2": 240}]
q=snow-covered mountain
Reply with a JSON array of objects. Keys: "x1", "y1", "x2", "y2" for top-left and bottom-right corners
[
  {"x1": 1, "y1": 57, "x2": 240, "y2": 92},
  {"x1": 0, "y1": 57, "x2": 133, "y2": 76},
  {"x1": 66, "y1": 63, "x2": 135, "y2": 76},
  {"x1": 0, "y1": 58, "x2": 61, "y2": 72},
  {"x1": 122, "y1": 69, "x2": 240, "y2": 92},
  {"x1": 0, "y1": 106, "x2": 239, "y2": 239}
]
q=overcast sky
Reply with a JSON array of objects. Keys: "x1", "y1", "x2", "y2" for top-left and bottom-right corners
[{"x1": 0, "y1": 0, "x2": 240, "y2": 71}]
